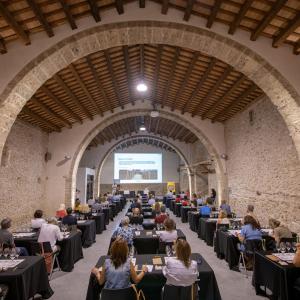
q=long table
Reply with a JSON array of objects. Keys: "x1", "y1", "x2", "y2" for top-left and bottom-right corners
[
  {"x1": 253, "y1": 251, "x2": 300, "y2": 300},
  {"x1": 198, "y1": 218, "x2": 217, "y2": 246},
  {"x1": 0, "y1": 256, "x2": 53, "y2": 300},
  {"x1": 188, "y1": 211, "x2": 201, "y2": 232},
  {"x1": 14, "y1": 231, "x2": 83, "y2": 272},
  {"x1": 77, "y1": 220, "x2": 96, "y2": 248},
  {"x1": 86, "y1": 253, "x2": 221, "y2": 300},
  {"x1": 91, "y1": 213, "x2": 106, "y2": 234}
]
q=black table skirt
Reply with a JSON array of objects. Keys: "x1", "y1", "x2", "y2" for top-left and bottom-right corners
[
  {"x1": 57, "y1": 231, "x2": 83, "y2": 272},
  {"x1": 92, "y1": 213, "x2": 106, "y2": 234},
  {"x1": 78, "y1": 220, "x2": 96, "y2": 248},
  {"x1": 188, "y1": 212, "x2": 200, "y2": 232},
  {"x1": 170, "y1": 200, "x2": 175, "y2": 212},
  {"x1": 109, "y1": 204, "x2": 117, "y2": 218},
  {"x1": 86, "y1": 253, "x2": 221, "y2": 300},
  {"x1": 174, "y1": 203, "x2": 182, "y2": 217},
  {"x1": 0, "y1": 256, "x2": 53, "y2": 300},
  {"x1": 102, "y1": 208, "x2": 110, "y2": 225},
  {"x1": 253, "y1": 252, "x2": 300, "y2": 300},
  {"x1": 198, "y1": 219, "x2": 217, "y2": 247},
  {"x1": 181, "y1": 206, "x2": 195, "y2": 223}
]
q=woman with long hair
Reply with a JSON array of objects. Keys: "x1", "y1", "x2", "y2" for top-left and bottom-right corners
[
  {"x1": 162, "y1": 239, "x2": 198, "y2": 286},
  {"x1": 238, "y1": 215, "x2": 262, "y2": 243},
  {"x1": 91, "y1": 238, "x2": 147, "y2": 288},
  {"x1": 160, "y1": 218, "x2": 177, "y2": 242}
]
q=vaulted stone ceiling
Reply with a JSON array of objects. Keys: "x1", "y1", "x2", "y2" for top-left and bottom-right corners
[
  {"x1": 18, "y1": 43, "x2": 264, "y2": 132},
  {"x1": 0, "y1": 0, "x2": 299, "y2": 55}
]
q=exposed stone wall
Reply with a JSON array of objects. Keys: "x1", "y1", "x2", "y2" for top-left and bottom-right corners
[
  {"x1": 225, "y1": 96, "x2": 300, "y2": 233},
  {"x1": 0, "y1": 120, "x2": 48, "y2": 229}
]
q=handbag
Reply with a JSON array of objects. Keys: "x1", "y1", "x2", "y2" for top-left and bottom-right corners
[
  {"x1": 131, "y1": 284, "x2": 146, "y2": 300},
  {"x1": 40, "y1": 243, "x2": 53, "y2": 274}
]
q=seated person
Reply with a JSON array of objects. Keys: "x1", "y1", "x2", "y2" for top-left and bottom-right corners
[
  {"x1": 113, "y1": 217, "x2": 134, "y2": 247},
  {"x1": 153, "y1": 201, "x2": 161, "y2": 215},
  {"x1": 91, "y1": 200, "x2": 102, "y2": 212},
  {"x1": 175, "y1": 195, "x2": 181, "y2": 203},
  {"x1": 155, "y1": 205, "x2": 168, "y2": 224},
  {"x1": 38, "y1": 217, "x2": 63, "y2": 252},
  {"x1": 269, "y1": 218, "x2": 292, "y2": 245},
  {"x1": 56, "y1": 203, "x2": 67, "y2": 219},
  {"x1": 0, "y1": 218, "x2": 29, "y2": 256},
  {"x1": 191, "y1": 193, "x2": 198, "y2": 207},
  {"x1": 217, "y1": 210, "x2": 230, "y2": 225},
  {"x1": 148, "y1": 195, "x2": 155, "y2": 206},
  {"x1": 160, "y1": 218, "x2": 177, "y2": 242},
  {"x1": 196, "y1": 196, "x2": 205, "y2": 207},
  {"x1": 220, "y1": 200, "x2": 231, "y2": 215},
  {"x1": 238, "y1": 215, "x2": 262, "y2": 241},
  {"x1": 92, "y1": 238, "x2": 147, "y2": 288},
  {"x1": 130, "y1": 198, "x2": 142, "y2": 211},
  {"x1": 182, "y1": 196, "x2": 189, "y2": 206},
  {"x1": 199, "y1": 199, "x2": 212, "y2": 217},
  {"x1": 62, "y1": 208, "x2": 77, "y2": 226},
  {"x1": 130, "y1": 208, "x2": 143, "y2": 224},
  {"x1": 87, "y1": 198, "x2": 95, "y2": 206},
  {"x1": 74, "y1": 199, "x2": 82, "y2": 213},
  {"x1": 31, "y1": 209, "x2": 46, "y2": 229},
  {"x1": 163, "y1": 239, "x2": 198, "y2": 286},
  {"x1": 293, "y1": 243, "x2": 300, "y2": 267},
  {"x1": 246, "y1": 204, "x2": 260, "y2": 225}
]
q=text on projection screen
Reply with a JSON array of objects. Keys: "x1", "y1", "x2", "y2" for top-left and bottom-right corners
[{"x1": 114, "y1": 153, "x2": 162, "y2": 183}]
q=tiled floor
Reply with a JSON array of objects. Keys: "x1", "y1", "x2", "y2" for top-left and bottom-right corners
[{"x1": 49, "y1": 204, "x2": 265, "y2": 300}]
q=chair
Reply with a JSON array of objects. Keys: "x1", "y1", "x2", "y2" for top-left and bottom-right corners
[
  {"x1": 162, "y1": 283, "x2": 198, "y2": 300},
  {"x1": 101, "y1": 285, "x2": 142, "y2": 300},
  {"x1": 279, "y1": 237, "x2": 297, "y2": 243},
  {"x1": 0, "y1": 284, "x2": 9, "y2": 300},
  {"x1": 130, "y1": 216, "x2": 144, "y2": 225},
  {"x1": 30, "y1": 241, "x2": 61, "y2": 280},
  {"x1": 134, "y1": 238, "x2": 158, "y2": 254},
  {"x1": 158, "y1": 241, "x2": 174, "y2": 254},
  {"x1": 293, "y1": 278, "x2": 300, "y2": 299},
  {"x1": 216, "y1": 223, "x2": 229, "y2": 230}
]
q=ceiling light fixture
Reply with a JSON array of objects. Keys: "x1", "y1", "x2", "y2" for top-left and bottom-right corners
[
  {"x1": 139, "y1": 125, "x2": 146, "y2": 131},
  {"x1": 136, "y1": 82, "x2": 148, "y2": 92}
]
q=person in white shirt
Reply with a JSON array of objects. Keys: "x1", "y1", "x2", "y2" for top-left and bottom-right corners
[
  {"x1": 163, "y1": 239, "x2": 198, "y2": 287},
  {"x1": 38, "y1": 217, "x2": 63, "y2": 252},
  {"x1": 160, "y1": 218, "x2": 177, "y2": 243},
  {"x1": 148, "y1": 195, "x2": 155, "y2": 206},
  {"x1": 31, "y1": 210, "x2": 46, "y2": 229}
]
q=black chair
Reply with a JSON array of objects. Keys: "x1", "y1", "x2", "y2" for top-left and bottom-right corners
[
  {"x1": 279, "y1": 237, "x2": 297, "y2": 243},
  {"x1": 101, "y1": 286, "x2": 139, "y2": 300},
  {"x1": 0, "y1": 284, "x2": 9, "y2": 300},
  {"x1": 158, "y1": 241, "x2": 174, "y2": 254},
  {"x1": 134, "y1": 238, "x2": 158, "y2": 254},
  {"x1": 293, "y1": 278, "x2": 300, "y2": 299},
  {"x1": 130, "y1": 216, "x2": 144, "y2": 225},
  {"x1": 163, "y1": 284, "x2": 197, "y2": 300},
  {"x1": 216, "y1": 223, "x2": 229, "y2": 230}
]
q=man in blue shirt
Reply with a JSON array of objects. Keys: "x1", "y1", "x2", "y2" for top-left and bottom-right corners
[
  {"x1": 199, "y1": 204, "x2": 211, "y2": 217},
  {"x1": 220, "y1": 200, "x2": 231, "y2": 215},
  {"x1": 62, "y1": 208, "x2": 77, "y2": 226}
]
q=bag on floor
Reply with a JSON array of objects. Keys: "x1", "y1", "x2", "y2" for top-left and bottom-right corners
[{"x1": 40, "y1": 243, "x2": 53, "y2": 274}]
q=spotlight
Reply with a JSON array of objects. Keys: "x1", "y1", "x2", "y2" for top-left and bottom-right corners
[
  {"x1": 139, "y1": 125, "x2": 146, "y2": 131},
  {"x1": 136, "y1": 83, "x2": 148, "y2": 92}
]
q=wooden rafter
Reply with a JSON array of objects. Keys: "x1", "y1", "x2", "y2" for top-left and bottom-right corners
[
  {"x1": 0, "y1": 2, "x2": 30, "y2": 45},
  {"x1": 86, "y1": 56, "x2": 113, "y2": 113},
  {"x1": 87, "y1": 0, "x2": 101, "y2": 22},
  {"x1": 273, "y1": 12, "x2": 300, "y2": 48},
  {"x1": 171, "y1": 52, "x2": 199, "y2": 111},
  {"x1": 196, "y1": 66, "x2": 233, "y2": 117},
  {"x1": 69, "y1": 64, "x2": 103, "y2": 116},
  {"x1": 140, "y1": 44, "x2": 145, "y2": 79},
  {"x1": 58, "y1": 0, "x2": 77, "y2": 30},
  {"x1": 152, "y1": 45, "x2": 163, "y2": 106},
  {"x1": 167, "y1": 123, "x2": 178, "y2": 138},
  {"x1": 115, "y1": 0, "x2": 124, "y2": 14},
  {"x1": 22, "y1": 107, "x2": 61, "y2": 132},
  {"x1": 123, "y1": 46, "x2": 134, "y2": 105},
  {"x1": 294, "y1": 41, "x2": 300, "y2": 55},
  {"x1": 212, "y1": 85, "x2": 256, "y2": 122},
  {"x1": 31, "y1": 96, "x2": 72, "y2": 128},
  {"x1": 161, "y1": 0, "x2": 169, "y2": 14},
  {"x1": 228, "y1": 0, "x2": 254, "y2": 35},
  {"x1": 53, "y1": 74, "x2": 93, "y2": 120},
  {"x1": 174, "y1": 126, "x2": 185, "y2": 140},
  {"x1": 181, "y1": 57, "x2": 217, "y2": 114},
  {"x1": 183, "y1": 0, "x2": 195, "y2": 21},
  {"x1": 139, "y1": 0, "x2": 145, "y2": 8},
  {"x1": 251, "y1": 0, "x2": 287, "y2": 41},
  {"x1": 26, "y1": 0, "x2": 54, "y2": 37},
  {"x1": 0, "y1": 37, "x2": 6, "y2": 54},
  {"x1": 148, "y1": 117, "x2": 152, "y2": 132},
  {"x1": 154, "y1": 119, "x2": 160, "y2": 135},
  {"x1": 104, "y1": 50, "x2": 124, "y2": 109},
  {"x1": 203, "y1": 75, "x2": 246, "y2": 119},
  {"x1": 207, "y1": 0, "x2": 222, "y2": 29},
  {"x1": 41, "y1": 86, "x2": 82, "y2": 124},
  {"x1": 161, "y1": 47, "x2": 180, "y2": 108}
]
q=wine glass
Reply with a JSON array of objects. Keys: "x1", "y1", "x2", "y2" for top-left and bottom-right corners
[
  {"x1": 276, "y1": 243, "x2": 281, "y2": 253},
  {"x1": 280, "y1": 242, "x2": 286, "y2": 254},
  {"x1": 292, "y1": 242, "x2": 297, "y2": 253},
  {"x1": 286, "y1": 242, "x2": 291, "y2": 253},
  {"x1": 10, "y1": 248, "x2": 16, "y2": 260},
  {"x1": 166, "y1": 245, "x2": 172, "y2": 257},
  {"x1": 3, "y1": 248, "x2": 9, "y2": 259},
  {"x1": 15, "y1": 248, "x2": 20, "y2": 259}
]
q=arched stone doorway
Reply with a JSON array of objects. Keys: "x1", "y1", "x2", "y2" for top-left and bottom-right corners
[{"x1": 93, "y1": 135, "x2": 193, "y2": 198}]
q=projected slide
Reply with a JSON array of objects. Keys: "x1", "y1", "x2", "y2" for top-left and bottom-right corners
[{"x1": 114, "y1": 153, "x2": 162, "y2": 183}]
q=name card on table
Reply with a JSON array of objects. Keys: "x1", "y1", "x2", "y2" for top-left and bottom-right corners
[
  {"x1": 135, "y1": 231, "x2": 141, "y2": 236},
  {"x1": 273, "y1": 253, "x2": 295, "y2": 262},
  {"x1": 13, "y1": 232, "x2": 35, "y2": 238},
  {"x1": 228, "y1": 230, "x2": 240, "y2": 236},
  {"x1": 0, "y1": 259, "x2": 24, "y2": 269},
  {"x1": 77, "y1": 220, "x2": 86, "y2": 224},
  {"x1": 152, "y1": 257, "x2": 162, "y2": 265}
]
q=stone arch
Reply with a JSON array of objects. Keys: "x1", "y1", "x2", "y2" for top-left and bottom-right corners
[
  {"x1": 67, "y1": 108, "x2": 226, "y2": 207},
  {"x1": 93, "y1": 135, "x2": 193, "y2": 198}
]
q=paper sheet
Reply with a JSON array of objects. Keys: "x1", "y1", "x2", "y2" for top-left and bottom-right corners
[
  {"x1": 152, "y1": 257, "x2": 162, "y2": 265},
  {"x1": 0, "y1": 259, "x2": 24, "y2": 269},
  {"x1": 13, "y1": 232, "x2": 35, "y2": 237}
]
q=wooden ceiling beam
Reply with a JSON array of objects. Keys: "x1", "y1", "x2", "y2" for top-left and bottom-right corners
[
  {"x1": 140, "y1": 44, "x2": 145, "y2": 79},
  {"x1": 250, "y1": 0, "x2": 287, "y2": 41},
  {"x1": 134, "y1": 117, "x2": 138, "y2": 133},
  {"x1": 26, "y1": 0, "x2": 54, "y2": 37},
  {"x1": 203, "y1": 75, "x2": 246, "y2": 119},
  {"x1": 183, "y1": 0, "x2": 196, "y2": 21},
  {"x1": 294, "y1": 42, "x2": 300, "y2": 55},
  {"x1": 174, "y1": 126, "x2": 185, "y2": 140},
  {"x1": 272, "y1": 12, "x2": 300, "y2": 47},
  {"x1": 53, "y1": 74, "x2": 93, "y2": 120},
  {"x1": 22, "y1": 107, "x2": 61, "y2": 132},
  {"x1": 123, "y1": 46, "x2": 134, "y2": 105},
  {"x1": 58, "y1": 0, "x2": 77, "y2": 30},
  {"x1": 147, "y1": 117, "x2": 152, "y2": 132},
  {"x1": 196, "y1": 66, "x2": 233, "y2": 117},
  {"x1": 115, "y1": 0, "x2": 124, "y2": 14},
  {"x1": 228, "y1": 0, "x2": 254, "y2": 35},
  {"x1": 101, "y1": 130, "x2": 111, "y2": 143},
  {"x1": 152, "y1": 45, "x2": 163, "y2": 106},
  {"x1": 86, "y1": 56, "x2": 113, "y2": 113},
  {"x1": 104, "y1": 50, "x2": 124, "y2": 109},
  {"x1": 108, "y1": 126, "x2": 118, "y2": 140},
  {"x1": 207, "y1": 0, "x2": 222, "y2": 28},
  {"x1": 31, "y1": 96, "x2": 72, "y2": 128},
  {"x1": 154, "y1": 119, "x2": 160, "y2": 135},
  {"x1": 171, "y1": 52, "x2": 199, "y2": 111},
  {"x1": 41, "y1": 86, "x2": 82, "y2": 124},
  {"x1": 212, "y1": 85, "x2": 256, "y2": 122},
  {"x1": 0, "y1": 2, "x2": 30, "y2": 45},
  {"x1": 161, "y1": 0, "x2": 169, "y2": 14},
  {"x1": 167, "y1": 123, "x2": 178, "y2": 138},
  {"x1": 69, "y1": 64, "x2": 103, "y2": 116},
  {"x1": 181, "y1": 57, "x2": 216, "y2": 114},
  {"x1": 87, "y1": 0, "x2": 101, "y2": 22},
  {"x1": 0, "y1": 37, "x2": 6, "y2": 54},
  {"x1": 161, "y1": 47, "x2": 180, "y2": 108},
  {"x1": 139, "y1": 0, "x2": 145, "y2": 8}
]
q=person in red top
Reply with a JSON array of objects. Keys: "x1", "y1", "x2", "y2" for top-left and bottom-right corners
[
  {"x1": 182, "y1": 196, "x2": 189, "y2": 206},
  {"x1": 56, "y1": 203, "x2": 67, "y2": 219},
  {"x1": 175, "y1": 195, "x2": 181, "y2": 203},
  {"x1": 155, "y1": 206, "x2": 168, "y2": 224}
]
